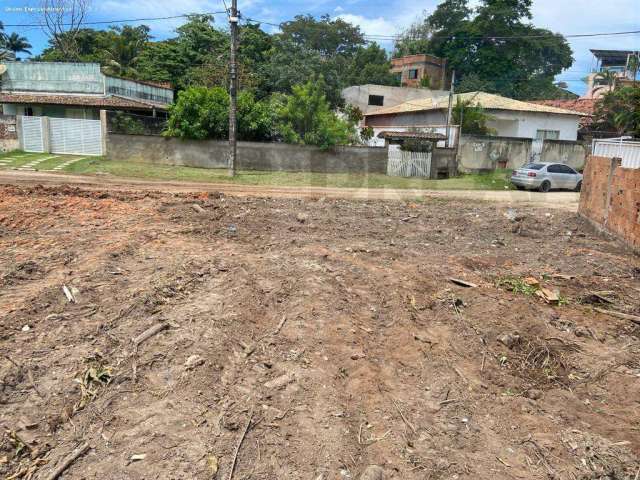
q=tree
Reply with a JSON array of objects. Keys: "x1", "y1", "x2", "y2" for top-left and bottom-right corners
[
  {"x1": 279, "y1": 14, "x2": 365, "y2": 57},
  {"x1": 100, "y1": 26, "x2": 150, "y2": 77},
  {"x1": 165, "y1": 86, "x2": 230, "y2": 140},
  {"x1": 4, "y1": 33, "x2": 32, "y2": 58},
  {"x1": 37, "y1": 28, "x2": 110, "y2": 62},
  {"x1": 276, "y1": 77, "x2": 355, "y2": 149},
  {"x1": 38, "y1": 0, "x2": 91, "y2": 60},
  {"x1": 393, "y1": 0, "x2": 574, "y2": 100},
  {"x1": 593, "y1": 86, "x2": 640, "y2": 136},
  {"x1": 594, "y1": 70, "x2": 617, "y2": 89},
  {"x1": 164, "y1": 86, "x2": 276, "y2": 141},
  {"x1": 452, "y1": 97, "x2": 495, "y2": 135}
]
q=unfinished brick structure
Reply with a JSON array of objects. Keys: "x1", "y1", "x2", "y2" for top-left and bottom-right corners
[{"x1": 579, "y1": 155, "x2": 640, "y2": 251}]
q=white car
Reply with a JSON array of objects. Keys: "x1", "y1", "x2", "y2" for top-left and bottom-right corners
[{"x1": 511, "y1": 162, "x2": 583, "y2": 192}]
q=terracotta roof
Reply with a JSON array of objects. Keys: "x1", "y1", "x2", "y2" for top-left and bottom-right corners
[
  {"x1": 0, "y1": 93, "x2": 168, "y2": 110},
  {"x1": 531, "y1": 99, "x2": 596, "y2": 115},
  {"x1": 377, "y1": 130, "x2": 446, "y2": 140},
  {"x1": 365, "y1": 91, "x2": 589, "y2": 117}
]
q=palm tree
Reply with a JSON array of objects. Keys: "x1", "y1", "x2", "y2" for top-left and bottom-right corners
[
  {"x1": 627, "y1": 53, "x2": 639, "y2": 87},
  {"x1": 4, "y1": 33, "x2": 32, "y2": 59},
  {"x1": 595, "y1": 69, "x2": 617, "y2": 89}
]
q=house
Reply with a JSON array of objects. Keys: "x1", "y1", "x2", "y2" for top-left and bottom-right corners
[
  {"x1": 0, "y1": 61, "x2": 173, "y2": 120},
  {"x1": 341, "y1": 84, "x2": 448, "y2": 117},
  {"x1": 390, "y1": 54, "x2": 448, "y2": 89},
  {"x1": 364, "y1": 91, "x2": 589, "y2": 142},
  {"x1": 583, "y1": 49, "x2": 640, "y2": 99},
  {"x1": 532, "y1": 99, "x2": 597, "y2": 139}
]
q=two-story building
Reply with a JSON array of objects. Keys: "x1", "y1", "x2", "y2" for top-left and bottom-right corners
[
  {"x1": 390, "y1": 54, "x2": 449, "y2": 89},
  {"x1": 583, "y1": 49, "x2": 640, "y2": 99},
  {"x1": 0, "y1": 61, "x2": 173, "y2": 119}
]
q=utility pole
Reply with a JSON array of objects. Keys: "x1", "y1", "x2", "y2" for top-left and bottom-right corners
[
  {"x1": 227, "y1": 0, "x2": 239, "y2": 177},
  {"x1": 445, "y1": 70, "x2": 455, "y2": 148}
]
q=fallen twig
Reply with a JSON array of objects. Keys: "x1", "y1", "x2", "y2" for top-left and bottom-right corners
[
  {"x1": 593, "y1": 307, "x2": 640, "y2": 325},
  {"x1": 390, "y1": 397, "x2": 417, "y2": 435},
  {"x1": 449, "y1": 278, "x2": 477, "y2": 288},
  {"x1": 132, "y1": 323, "x2": 168, "y2": 346},
  {"x1": 43, "y1": 442, "x2": 90, "y2": 480},
  {"x1": 27, "y1": 369, "x2": 45, "y2": 399},
  {"x1": 228, "y1": 409, "x2": 254, "y2": 480},
  {"x1": 272, "y1": 316, "x2": 287, "y2": 336}
]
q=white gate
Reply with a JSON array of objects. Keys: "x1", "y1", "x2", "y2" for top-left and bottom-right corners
[
  {"x1": 593, "y1": 138, "x2": 640, "y2": 169},
  {"x1": 50, "y1": 117, "x2": 102, "y2": 156},
  {"x1": 387, "y1": 145, "x2": 432, "y2": 177},
  {"x1": 22, "y1": 116, "x2": 45, "y2": 153}
]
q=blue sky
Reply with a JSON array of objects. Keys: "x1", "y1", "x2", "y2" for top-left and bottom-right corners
[{"x1": 2, "y1": 0, "x2": 639, "y2": 95}]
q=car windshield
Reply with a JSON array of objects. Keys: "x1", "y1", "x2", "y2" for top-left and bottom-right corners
[{"x1": 522, "y1": 163, "x2": 545, "y2": 170}]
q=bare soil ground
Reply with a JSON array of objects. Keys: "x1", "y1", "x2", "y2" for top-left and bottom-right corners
[{"x1": 0, "y1": 184, "x2": 638, "y2": 480}]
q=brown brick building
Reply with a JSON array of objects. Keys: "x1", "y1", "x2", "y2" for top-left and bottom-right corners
[{"x1": 390, "y1": 54, "x2": 448, "y2": 89}]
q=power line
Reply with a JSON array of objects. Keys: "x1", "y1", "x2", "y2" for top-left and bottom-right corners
[
  {"x1": 242, "y1": 16, "x2": 640, "y2": 41},
  {"x1": 1, "y1": 11, "x2": 227, "y2": 28}
]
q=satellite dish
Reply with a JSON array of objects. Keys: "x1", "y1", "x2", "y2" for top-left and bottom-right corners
[{"x1": 0, "y1": 65, "x2": 7, "y2": 75}]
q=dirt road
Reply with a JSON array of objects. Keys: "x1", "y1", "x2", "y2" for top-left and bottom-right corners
[
  {"x1": 0, "y1": 170, "x2": 580, "y2": 210},
  {"x1": 1, "y1": 184, "x2": 637, "y2": 480}
]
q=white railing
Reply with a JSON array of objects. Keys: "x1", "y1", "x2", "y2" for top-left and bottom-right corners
[
  {"x1": 387, "y1": 145, "x2": 432, "y2": 177},
  {"x1": 592, "y1": 137, "x2": 640, "y2": 169}
]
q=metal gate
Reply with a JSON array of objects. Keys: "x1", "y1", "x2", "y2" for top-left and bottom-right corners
[
  {"x1": 50, "y1": 117, "x2": 102, "y2": 156},
  {"x1": 387, "y1": 145, "x2": 432, "y2": 177},
  {"x1": 593, "y1": 138, "x2": 640, "y2": 169},
  {"x1": 22, "y1": 116, "x2": 45, "y2": 153}
]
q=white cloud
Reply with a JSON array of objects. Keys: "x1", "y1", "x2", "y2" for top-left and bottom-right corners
[{"x1": 334, "y1": 13, "x2": 399, "y2": 38}]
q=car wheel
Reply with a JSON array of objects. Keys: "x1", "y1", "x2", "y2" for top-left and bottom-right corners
[
  {"x1": 515, "y1": 185, "x2": 525, "y2": 190},
  {"x1": 539, "y1": 181, "x2": 551, "y2": 193},
  {"x1": 574, "y1": 181, "x2": 582, "y2": 192}
]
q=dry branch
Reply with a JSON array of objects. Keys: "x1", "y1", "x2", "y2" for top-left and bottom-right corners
[
  {"x1": 132, "y1": 323, "x2": 168, "y2": 346},
  {"x1": 43, "y1": 442, "x2": 90, "y2": 480},
  {"x1": 594, "y1": 307, "x2": 640, "y2": 325},
  {"x1": 228, "y1": 409, "x2": 254, "y2": 480}
]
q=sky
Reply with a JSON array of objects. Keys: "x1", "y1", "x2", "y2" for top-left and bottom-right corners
[{"x1": 1, "y1": 0, "x2": 639, "y2": 96}]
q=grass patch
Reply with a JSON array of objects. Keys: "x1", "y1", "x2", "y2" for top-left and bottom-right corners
[
  {"x1": 64, "y1": 157, "x2": 516, "y2": 191},
  {"x1": 36, "y1": 155, "x2": 84, "y2": 171},
  {"x1": 0, "y1": 151, "x2": 48, "y2": 169},
  {"x1": 497, "y1": 277, "x2": 540, "y2": 296}
]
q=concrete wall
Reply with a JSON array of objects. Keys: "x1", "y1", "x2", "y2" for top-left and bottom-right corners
[
  {"x1": 541, "y1": 140, "x2": 588, "y2": 168},
  {"x1": 106, "y1": 134, "x2": 389, "y2": 174},
  {"x1": 579, "y1": 156, "x2": 640, "y2": 252},
  {"x1": 366, "y1": 109, "x2": 580, "y2": 141},
  {"x1": 1, "y1": 61, "x2": 104, "y2": 94},
  {"x1": 0, "y1": 115, "x2": 19, "y2": 152},
  {"x1": 458, "y1": 135, "x2": 532, "y2": 171},
  {"x1": 457, "y1": 135, "x2": 586, "y2": 172},
  {"x1": 341, "y1": 85, "x2": 447, "y2": 116}
]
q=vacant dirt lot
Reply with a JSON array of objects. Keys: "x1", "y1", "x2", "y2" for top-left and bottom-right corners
[{"x1": 1, "y1": 185, "x2": 638, "y2": 480}]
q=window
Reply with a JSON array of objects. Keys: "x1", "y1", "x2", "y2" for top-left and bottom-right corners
[
  {"x1": 523, "y1": 163, "x2": 545, "y2": 170},
  {"x1": 536, "y1": 129, "x2": 560, "y2": 140},
  {"x1": 546, "y1": 164, "x2": 562, "y2": 173},
  {"x1": 24, "y1": 107, "x2": 34, "y2": 116},
  {"x1": 368, "y1": 95, "x2": 384, "y2": 106},
  {"x1": 408, "y1": 69, "x2": 419, "y2": 80}
]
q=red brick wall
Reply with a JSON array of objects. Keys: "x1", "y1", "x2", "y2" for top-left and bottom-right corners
[{"x1": 579, "y1": 155, "x2": 640, "y2": 251}]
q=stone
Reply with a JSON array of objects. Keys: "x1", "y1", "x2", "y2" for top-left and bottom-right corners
[
  {"x1": 185, "y1": 354, "x2": 205, "y2": 370},
  {"x1": 525, "y1": 389, "x2": 543, "y2": 400},
  {"x1": 497, "y1": 333, "x2": 520, "y2": 349},
  {"x1": 360, "y1": 465, "x2": 385, "y2": 480}
]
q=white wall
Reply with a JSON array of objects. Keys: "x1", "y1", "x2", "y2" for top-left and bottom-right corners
[
  {"x1": 366, "y1": 108, "x2": 580, "y2": 141},
  {"x1": 490, "y1": 110, "x2": 580, "y2": 141}
]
